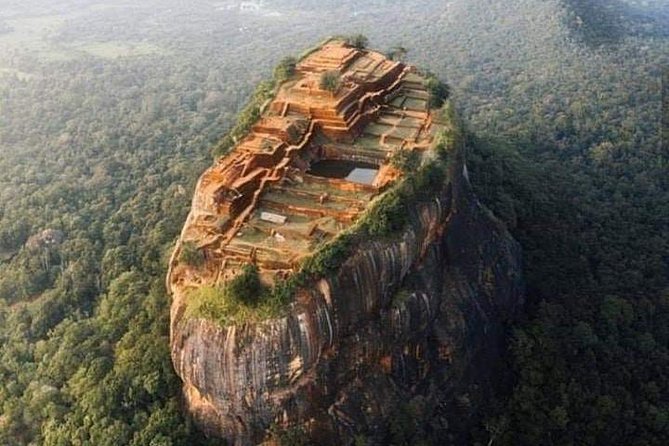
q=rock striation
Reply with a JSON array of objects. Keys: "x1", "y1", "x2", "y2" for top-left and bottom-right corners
[{"x1": 168, "y1": 39, "x2": 523, "y2": 445}]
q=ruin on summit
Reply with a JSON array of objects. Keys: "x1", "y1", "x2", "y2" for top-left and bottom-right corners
[{"x1": 170, "y1": 39, "x2": 447, "y2": 289}]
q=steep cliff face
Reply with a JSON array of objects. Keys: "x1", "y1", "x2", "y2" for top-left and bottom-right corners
[{"x1": 170, "y1": 152, "x2": 523, "y2": 444}]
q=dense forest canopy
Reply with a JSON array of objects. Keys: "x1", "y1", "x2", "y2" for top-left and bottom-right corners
[{"x1": 0, "y1": 0, "x2": 667, "y2": 444}]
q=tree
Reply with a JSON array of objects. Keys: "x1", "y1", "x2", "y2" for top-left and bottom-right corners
[
  {"x1": 345, "y1": 34, "x2": 369, "y2": 50},
  {"x1": 319, "y1": 70, "x2": 341, "y2": 94},
  {"x1": 274, "y1": 56, "x2": 297, "y2": 83},
  {"x1": 425, "y1": 75, "x2": 450, "y2": 109},
  {"x1": 388, "y1": 45, "x2": 408, "y2": 61},
  {"x1": 179, "y1": 242, "x2": 204, "y2": 267},
  {"x1": 227, "y1": 263, "x2": 262, "y2": 304}
]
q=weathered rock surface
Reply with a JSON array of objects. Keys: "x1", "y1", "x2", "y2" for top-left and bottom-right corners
[{"x1": 170, "y1": 151, "x2": 524, "y2": 444}]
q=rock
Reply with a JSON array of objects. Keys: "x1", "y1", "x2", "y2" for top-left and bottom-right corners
[
  {"x1": 167, "y1": 40, "x2": 524, "y2": 444},
  {"x1": 170, "y1": 156, "x2": 523, "y2": 444}
]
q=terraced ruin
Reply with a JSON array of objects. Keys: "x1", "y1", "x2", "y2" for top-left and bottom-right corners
[{"x1": 168, "y1": 39, "x2": 447, "y2": 293}]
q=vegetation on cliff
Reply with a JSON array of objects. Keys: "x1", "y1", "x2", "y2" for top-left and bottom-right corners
[{"x1": 186, "y1": 281, "x2": 279, "y2": 328}]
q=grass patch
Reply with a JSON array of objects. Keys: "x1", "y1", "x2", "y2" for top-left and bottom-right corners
[
  {"x1": 403, "y1": 97, "x2": 427, "y2": 111},
  {"x1": 391, "y1": 96, "x2": 406, "y2": 108},
  {"x1": 365, "y1": 122, "x2": 394, "y2": 136},
  {"x1": 186, "y1": 264, "x2": 288, "y2": 325},
  {"x1": 186, "y1": 284, "x2": 287, "y2": 327},
  {"x1": 355, "y1": 135, "x2": 384, "y2": 150},
  {"x1": 389, "y1": 125, "x2": 419, "y2": 140}
]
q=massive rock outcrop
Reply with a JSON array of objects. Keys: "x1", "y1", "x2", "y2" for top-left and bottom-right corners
[{"x1": 168, "y1": 40, "x2": 523, "y2": 445}]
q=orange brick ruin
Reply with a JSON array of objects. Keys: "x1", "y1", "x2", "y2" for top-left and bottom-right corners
[{"x1": 171, "y1": 40, "x2": 446, "y2": 288}]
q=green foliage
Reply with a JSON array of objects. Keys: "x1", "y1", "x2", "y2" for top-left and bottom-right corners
[
  {"x1": 185, "y1": 263, "x2": 311, "y2": 327},
  {"x1": 391, "y1": 288, "x2": 412, "y2": 309},
  {"x1": 274, "y1": 56, "x2": 297, "y2": 83},
  {"x1": 269, "y1": 424, "x2": 313, "y2": 446},
  {"x1": 425, "y1": 74, "x2": 450, "y2": 109},
  {"x1": 385, "y1": 398, "x2": 430, "y2": 446},
  {"x1": 439, "y1": 101, "x2": 462, "y2": 155},
  {"x1": 179, "y1": 241, "x2": 204, "y2": 267},
  {"x1": 390, "y1": 149, "x2": 420, "y2": 173},
  {"x1": 410, "y1": 162, "x2": 448, "y2": 200},
  {"x1": 387, "y1": 45, "x2": 408, "y2": 61},
  {"x1": 467, "y1": 130, "x2": 669, "y2": 445},
  {"x1": 186, "y1": 267, "x2": 287, "y2": 327},
  {"x1": 563, "y1": 0, "x2": 668, "y2": 46},
  {"x1": 226, "y1": 263, "x2": 262, "y2": 304},
  {"x1": 319, "y1": 70, "x2": 341, "y2": 93},
  {"x1": 362, "y1": 191, "x2": 407, "y2": 237},
  {"x1": 301, "y1": 235, "x2": 353, "y2": 278},
  {"x1": 344, "y1": 34, "x2": 370, "y2": 50}
]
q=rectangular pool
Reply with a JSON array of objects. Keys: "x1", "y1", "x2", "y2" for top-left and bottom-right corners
[{"x1": 308, "y1": 160, "x2": 379, "y2": 185}]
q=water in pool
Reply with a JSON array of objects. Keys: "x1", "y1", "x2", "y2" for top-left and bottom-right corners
[{"x1": 308, "y1": 160, "x2": 378, "y2": 185}]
